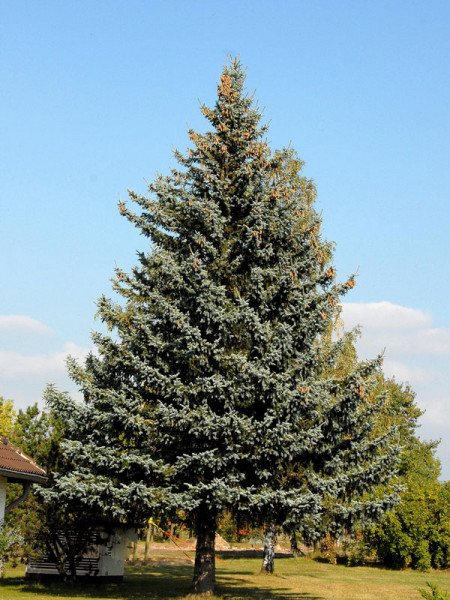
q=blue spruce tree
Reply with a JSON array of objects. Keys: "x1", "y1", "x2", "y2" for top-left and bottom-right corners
[{"x1": 43, "y1": 60, "x2": 399, "y2": 595}]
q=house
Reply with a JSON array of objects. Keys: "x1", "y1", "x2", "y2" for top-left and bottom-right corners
[
  {"x1": 26, "y1": 528, "x2": 136, "y2": 582},
  {"x1": 0, "y1": 436, "x2": 47, "y2": 523},
  {"x1": 0, "y1": 436, "x2": 134, "y2": 581}
]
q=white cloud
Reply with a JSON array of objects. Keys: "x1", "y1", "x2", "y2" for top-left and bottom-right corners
[
  {"x1": 0, "y1": 315, "x2": 54, "y2": 334},
  {"x1": 341, "y1": 302, "x2": 432, "y2": 330},
  {"x1": 341, "y1": 302, "x2": 450, "y2": 357},
  {"x1": 382, "y1": 360, "x2": 438, "y2": 385},
  {"x1": 421, "y1": 395, "x2": 450, "y2": 429},
  {"x1": 340, "y1": 301, "x2": 450, "y2": 480},
  {"x1": 0, "y1": 342, "x2": 90, "y2": 379}
]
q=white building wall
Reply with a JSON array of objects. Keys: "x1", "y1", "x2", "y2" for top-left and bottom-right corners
[
  {"x1": 99, "y1": 528, "x2": 137, "y2": 577},
  {"x1": 0, "y1": 476, "x2": 7, "y2": 525}
]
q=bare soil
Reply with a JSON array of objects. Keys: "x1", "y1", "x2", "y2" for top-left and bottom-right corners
[{"x1": 128, "y1": 535, "x2": 303, "y2": 567}]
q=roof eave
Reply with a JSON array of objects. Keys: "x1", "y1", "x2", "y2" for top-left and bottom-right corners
[{"x1": 0, "y1": 467, "x2": 48, "y2": 484}]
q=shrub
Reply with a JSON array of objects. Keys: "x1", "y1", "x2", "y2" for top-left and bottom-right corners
[
  {"x1": 418, "y1": 582, "x2": 449, "y2": 600},
  {"x1": 0, "y1": 521, "x2": 23, "y2": 576}
]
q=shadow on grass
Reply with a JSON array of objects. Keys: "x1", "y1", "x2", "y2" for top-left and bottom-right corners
[
  {"x1": 217, "y1": 550, "x2": 295, "y2": 559},
  {"x1": 1, "y1": 564, "x2": 193, "y2": 599},
  {"x1": 1, "y1": 562, "x2": 325, "y2": 600},
  {"x1": 311, "y1": 555, "x2": 397, "y2": 570}
]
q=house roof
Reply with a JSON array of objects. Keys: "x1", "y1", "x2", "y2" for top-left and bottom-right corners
[{"x1": 0, "y1": 437, "x2": 47, "y2": 483}]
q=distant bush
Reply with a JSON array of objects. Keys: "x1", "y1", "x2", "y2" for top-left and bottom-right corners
[{"x1": 367, "y1": 442, "x2": 450, "y2": 571}]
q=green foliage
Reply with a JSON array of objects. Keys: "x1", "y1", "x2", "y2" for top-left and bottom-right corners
[
  {"x1": 5, "y1": 404, "x2": 61, "y2": 558},
  {"x1": 0, "y1": 521, "x2": 22, "y2": 576},
  {"x1": 40, "y1": 60, "x2": 400, "y2": 592},
  {"x1": 367, "y1": 440, "x2": 450, "y2": 570},
  {"x1": 419, "y1": 582, "x2": 450, "y2": 600},
  {"x1": 10, "y1": 403, "x2": 61, "y2": 469},
  {"x1": 0, "y1": 397, "x2": 15, "y2": 438},
  {"x1": 217, "y1": 512, "x2": 242, "y2": 543},
  {"x1": 308, "y1": 338, "x2": 450, "y2": 572},
  {"x1": 4, "y1": 486, "x2": 42, "y2": 561},
  {"x1": 217, "y1": 512, "x2": 263, "y2": 544},
  {"x1": 320, "y1": 336, "x2": 450, "y2": 572},
  {"x1": 5, "y1": 403, "x2": 101, "y2": 581},
  {"x1": 342, "y1": 537, "x2": 375, "y2": 567}
]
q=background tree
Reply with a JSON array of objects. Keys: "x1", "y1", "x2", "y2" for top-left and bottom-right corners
[
  {"x1": 42, "y1": 60, "x2": 400, "y2": 595},
  {"x1": 0, "y1": 397, "x2": 15, "y2": 438},
  {"x1": 367, "y1": 438, "x2": 450, "y2": 570},
  {"x1": 317, "y1": 332, "x2": 450, "y2": 571},
  {"x1": 360, "y1": 368, "x2": 449, "y2": 571},
  {"x1": 5, "y1": 402, "x2": 101, "y2": 581},
  {"x1": 5, "y1": 403, "x2": 56, "y2": 561}
]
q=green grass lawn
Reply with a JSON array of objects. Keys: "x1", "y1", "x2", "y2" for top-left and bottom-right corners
[{"x1": 1, "y1": 552, "x2": 449, "y2": 600}]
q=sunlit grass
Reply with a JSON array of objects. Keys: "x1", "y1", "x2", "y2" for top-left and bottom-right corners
[{"x1": 1, "y1": 550, "x2": 449, "y2": 600}]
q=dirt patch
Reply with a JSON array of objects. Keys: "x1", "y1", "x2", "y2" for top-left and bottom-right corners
[
  {"x1": 186, "y1": 534, "x2": 234, "y2": 551},
  {"x1": 127, "y1": 536, "x2": 299, "y2": 567}
]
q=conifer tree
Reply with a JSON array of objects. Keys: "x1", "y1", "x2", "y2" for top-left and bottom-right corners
[{"x1": 42, "y1": 60, "x2": 399, "y2": 595}]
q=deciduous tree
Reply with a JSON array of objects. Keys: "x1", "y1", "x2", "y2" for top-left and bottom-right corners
[{"x1": 0, "y1": 397, "x2": 15, "y2": 438}]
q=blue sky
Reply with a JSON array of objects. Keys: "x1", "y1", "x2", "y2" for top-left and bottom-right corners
[{"x1": 1, "y1": 1, "x2": 449, "y2": 477}]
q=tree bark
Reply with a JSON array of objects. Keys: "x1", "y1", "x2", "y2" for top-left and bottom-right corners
[
  {"x1": 262, "y1": 522, "x2": 276, "y2": 573},
  {"x1": 144, "y1": 524, "x2": 152, "y2": 561},
  {"x1": 192, "y1": 508, "x2": 217, "y2": 596},
  {"x1": 290, "y1": 530, "x2": 299, "y2": 557}
]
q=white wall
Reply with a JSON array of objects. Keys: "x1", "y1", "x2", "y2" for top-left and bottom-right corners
[
  {"x1": 0, "y1": 476, "x2": 7, "y2": 525},
  {"x1": 99, "y1": 528, "x2": 137, "y2": 577}
]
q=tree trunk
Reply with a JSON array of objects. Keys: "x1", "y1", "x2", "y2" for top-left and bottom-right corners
[
  {"x1": 192, "y1": 509, "x2": 216, "y2": 596},
  {"x1": 144, "y1": 524, "x2": 152, "y2": 561},
  {"x1": 290, "y1": 531, "x2": 299, "y2": 557},
  {"x1": 262, "y1": 522, "x2": 276, "y2": 573}
]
